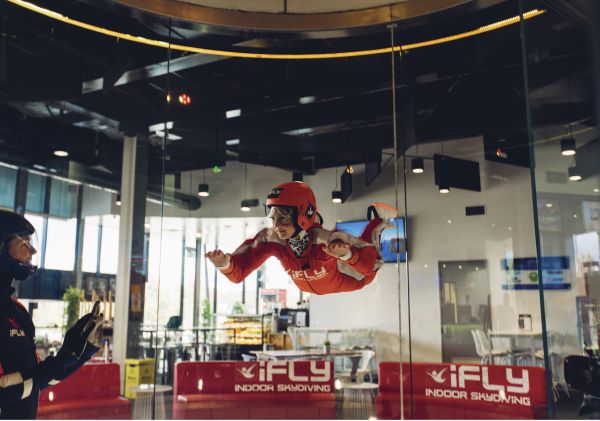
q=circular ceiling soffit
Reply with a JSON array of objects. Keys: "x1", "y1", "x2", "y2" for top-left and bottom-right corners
[{"x1": 116, "y1": 0, "x2": 476, "y2": 32}]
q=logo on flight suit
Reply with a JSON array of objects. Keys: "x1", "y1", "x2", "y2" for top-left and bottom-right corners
[
  {"x1": 7, "y1": 317, "x2": 26, "y2": 337},
  {"x1": 286, "y1": 265, "x2": 327, "y2": 282}
]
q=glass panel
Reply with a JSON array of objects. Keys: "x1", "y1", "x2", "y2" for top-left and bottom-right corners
[
  {"x1": 522, "y1": 0, "x2": 600, "y2": 417},
  {"x1": 82, "y1": 216, "x2": 100, "y2": 273},
  {"x1": 99, "y1": 214, "x2": 119, "y2": 275},
  {"x1": 401, "y1": 0, "x2": 550, "y2": 418},
  {"x1": 44, "y1": 217, "x2": 77, "y2": 271},
  {"x1": 0, "y1": 164, "x2": 17, "y2": 208},
  {"x1": 49, "y1": 177, "x2": 75, "y2": 218},
  {"x1": 26, "y1": 172, "x2": 46, "y2": 213}
]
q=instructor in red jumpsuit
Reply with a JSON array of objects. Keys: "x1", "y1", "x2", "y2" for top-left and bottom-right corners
[{"x1": 206, "y1": 181, "x2": 393, "y2": 295}]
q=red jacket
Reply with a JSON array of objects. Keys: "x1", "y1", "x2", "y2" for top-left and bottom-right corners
[{"x1": 220, "y1": 224, "x2": 382, "y2": 295}]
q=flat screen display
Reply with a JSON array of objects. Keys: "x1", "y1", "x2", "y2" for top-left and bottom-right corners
[{"x1": 335, "y1": 218, "x2": 406, "y2": 263}]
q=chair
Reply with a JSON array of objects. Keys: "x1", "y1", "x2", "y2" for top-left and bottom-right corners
[
  {"x1": 471, "y1": 329, "x2": 512, "y2": 365},
  {"x1": 339, "y1": 349, "x2": 376, "y2": 383},
  {"x1": 534, "y1": 332, "x2": 569, "y2": 401}
]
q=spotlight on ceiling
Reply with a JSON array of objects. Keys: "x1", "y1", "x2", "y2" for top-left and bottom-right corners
[
  {"x1": 198, "y1": 183, "x2": 209, "y2": 197},
  {"x1": 411, "y1": 157, "x2": 424, "y2": 174},
  {"x1": 115, "y1": 193, "x2": 122, "y2": 206},
  {"x1": 241, "y1": 198, "x2": 259, "y2": 212},
  {"x1": 53, "y1": 149, "x2": 69, "y2": 157},
  {"x1": 439, "y1": 185, "x2": 450, "y2": 194},
  {"x1": 331, "y1": 191, "x2": 343, "y2": 204},
  {"x1": 560, "y1": 137, "x2": 576, "y2": 156},
  {"x1": 568, "y1": 166, "x2": 582, "y2": 181},
  {"x1": 292, "y1": 172, "x2": 303, "y2": 182}
]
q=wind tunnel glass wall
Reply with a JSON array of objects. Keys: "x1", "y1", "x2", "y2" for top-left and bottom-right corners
[
  {"x1": 399, "y1": 0, "x2": 551, "y2": 419},
  {"x1": 522, "y1": 0, "x2": 600, "y2": 418},
  {"x1": 5, "y1": 0, "x2": 596, "y2": 419}
]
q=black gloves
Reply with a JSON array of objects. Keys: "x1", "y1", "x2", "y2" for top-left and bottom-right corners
[
  {"x1": 21, "y1": 301, "x2": 104, "y2": 392},
  {"x1": 57, "y1": 301, "x2": 104, "y2": 367}
]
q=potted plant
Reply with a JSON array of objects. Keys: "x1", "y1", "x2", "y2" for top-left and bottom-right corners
[
  {"x1": 63, "y1": 286, "x2": 83, "y2": 332},
  {"x1": 323, "y1": 339, "x2": 331, "y2": 354}
]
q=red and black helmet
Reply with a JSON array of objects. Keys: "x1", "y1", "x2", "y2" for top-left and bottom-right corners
[{"x1": 266, "y1": 182, "x2": 318, "y2": 230}]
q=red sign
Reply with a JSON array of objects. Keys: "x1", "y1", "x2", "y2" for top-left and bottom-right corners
[
  {"x1": 177, "y1": 361, "x2": 334, "y2": 395},
  {"x1": 377, "y1": 362, "x2": 547, "y2": 419}
]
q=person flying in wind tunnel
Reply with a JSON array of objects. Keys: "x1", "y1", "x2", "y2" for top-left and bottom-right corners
[
  {"x1": 206, "y1": 181, "x2": 396, "y2": 295},
  {"x1": 0, "y1": 209, "x2": 103, "y2": 419}
]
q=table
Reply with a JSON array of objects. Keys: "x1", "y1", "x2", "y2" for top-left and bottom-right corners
[
  {"x1": 251, "y1": 349, "x2": 364, "y2": 381},
  {"x1": 128, "y1": 384, "x2": 172, "y2": 420},
  {"x1": 488, "y1": 330, "x2": 543, "y2": 363}
]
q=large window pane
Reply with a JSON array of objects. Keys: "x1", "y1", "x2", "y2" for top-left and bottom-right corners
[
  {"x1": 82, "y1": 216, "x2": 100, "y2": 273},
  {"x1": 99, "y1": 214, "x2": 119, "y2": 275},
  {"x1": 26, "y1": 172, "x2": 46, "y2": 214},
  {"x1": 44, "y1": 217, "x2": 76, "y2": 271},
  {"x1": 0, "y1": 164, "x2": 17, "y2": 208}
]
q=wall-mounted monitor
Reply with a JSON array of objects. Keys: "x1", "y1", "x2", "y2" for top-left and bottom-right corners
[{"x1": 335, "y1": 218, "x2": 406, "y2": 263}]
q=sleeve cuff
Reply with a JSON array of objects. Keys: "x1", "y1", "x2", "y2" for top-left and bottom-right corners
[{"x1": 218, "y1": 261, "x2": 234, "y2": 274}]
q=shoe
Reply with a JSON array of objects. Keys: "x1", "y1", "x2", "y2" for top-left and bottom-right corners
[{"x1": 367, "y1": 202, "x2": 398, "y2": 221}]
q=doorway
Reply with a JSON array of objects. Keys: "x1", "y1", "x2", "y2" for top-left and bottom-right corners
[{"x1": 439, "y1": 260, "x2": 490, "y2": 363}]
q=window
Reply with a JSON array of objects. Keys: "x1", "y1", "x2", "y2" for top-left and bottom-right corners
[
  {"x1": 44, "y1": 217, "x2": 77, "y2": 271},
  {"x1": 82, "y1": 216, "x2": 100, "y2": 273},
  {"x1": 0, "y1": 165, "x2": 17, "y2": 208},
  {"x1": 99, "y1": 215, "x2": 119, "y2": 275}
]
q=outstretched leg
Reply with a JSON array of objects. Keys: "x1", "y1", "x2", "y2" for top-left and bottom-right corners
[{"x1": 361, "y1": 203, "x2": 397, "y2": 254}]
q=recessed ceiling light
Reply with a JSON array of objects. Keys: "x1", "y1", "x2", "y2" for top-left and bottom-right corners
[
  {"x1": 545, "y1": 203, "x2": 553, "y2": 208},
  {"x1": 226, "y1": 138, "x2": 240, "y2": 146},
  {"x1": 226, "y1": 109, "x2": 241, "y2": 119}
]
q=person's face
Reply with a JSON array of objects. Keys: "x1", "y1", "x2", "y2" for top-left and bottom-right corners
[
  {"x1": 268, "y1": 207, "x2": 296, "y2": 240},
  {"x1": 7, "y1": 235, "x2": 37, "y2": 265}
]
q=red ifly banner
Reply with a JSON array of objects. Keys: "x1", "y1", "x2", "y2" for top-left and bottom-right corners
[
  {"x1": 181, "y1": 361, "x2": 334, "y2": 395},
  {"x1": 377, "y1": 362, "x2": 548, "y2": 419}
]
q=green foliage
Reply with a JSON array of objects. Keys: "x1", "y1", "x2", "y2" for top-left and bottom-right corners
[
  {"x1": 232, "y1": 302, "x2": 244, "y2": 315},
  {"x1": 63, "y1": 286, "x2": 83, "y2": 331},
  {"x1": 201, "y1": 299, "x2": 212, "y2": 327}
]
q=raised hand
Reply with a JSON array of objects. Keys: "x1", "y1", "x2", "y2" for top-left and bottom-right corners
[
  {"x1": 58, "y1": 301, "x2": 103, "y2": 362},
  {"x1": 205, "y1": 249, "x2": 231, "y2": 268}
]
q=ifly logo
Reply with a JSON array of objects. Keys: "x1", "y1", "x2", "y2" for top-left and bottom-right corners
[
  {"x1": 237, "y1": 365, "x2": 257, "y2": 379},
  {"x1": 254, "y1": 361, "x2": 330, "y2": 383},
  {"x1": 427, "y1": 365, "x2": 530, "y2": 394},
  {"x1": 426, "y1": 368, "x2": 447, "y2": 384}
]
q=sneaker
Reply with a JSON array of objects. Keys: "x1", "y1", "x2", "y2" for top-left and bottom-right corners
[{"x1": 367, "y1": 202, "x2": 398, "y2": 221}]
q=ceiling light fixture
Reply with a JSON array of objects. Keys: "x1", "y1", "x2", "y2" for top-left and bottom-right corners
[
  {"x1": 411, "y1": 157, "x2": 424, "y2": 174},
  {"x1": 332, "y1": 191, "x2": 343, "y2": 204},
  {"x1": 226, "y1": 109, "x2": 241, "y2": 118},
  {"x1": 240, "y1": 199, "x2": 258, "y2": 212},
  {"x1": 439, "y1": 185, "x2": 450, "y2": 194},
  {"x1": 53, "y1": 149, "x2": 69, "y2": 157},
  {"x1": 115, "y1": 193, "x2": 121, "y2": 206},
  {"x1": 198, "y1": 169, "x2": 210, "y2": 197},
  {"x1": 292, "y1": 172, "x2": 303, "y2": 182},
  {"x1": 560, "y1": 137, "x2": 576, "y2": 156},
  {"x1": 198, "y1": 183, "x2": 209, "y2": 197},
  {"x1": 225, "y1": 138, "x2": 240, "y2": 146},
  {"x1": 8, "y1": 0, "x2": 545, "y2": 59},
  {"x1": 568, "y1": 166, "x2": 582, "y2": 181}
]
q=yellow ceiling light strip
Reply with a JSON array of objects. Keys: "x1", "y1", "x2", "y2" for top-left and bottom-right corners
[{"x1": 6, "y1": 0, "x2": 545, "y2": 59}]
